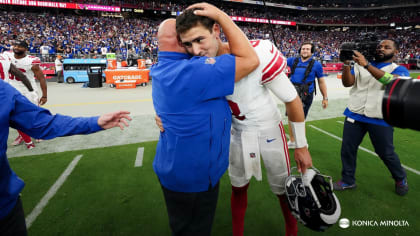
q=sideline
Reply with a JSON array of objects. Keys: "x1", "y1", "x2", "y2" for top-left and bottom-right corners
[
  {"x1": 309, "y1": 125, "x2": 420, "y2": 176},
  {"x1": 135, "y1": 147, "x2": 144, "y2": 167},
  {"x1": 26, "y1": 154, "x2": 83, "y2": 228},
  {"x1": 43, "y1": 98, "x2": 152, "y2": 108}
]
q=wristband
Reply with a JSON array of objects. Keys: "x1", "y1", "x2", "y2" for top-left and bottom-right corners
[
  {"x1": 323, "y1": 97, "x2": 328, "y2": 101},
  {"x1": 290, "y1": 121, "x2": 308, "y2": 148},
  {"x1": 364, "y1": 63, "x2": 370, "y2": 69},
  {"x1": 378, "y1": 72, "x2": 393, "y2": 85},
  {"x1": 42, "y1": 96, "x2": 47, "y2": 98}
]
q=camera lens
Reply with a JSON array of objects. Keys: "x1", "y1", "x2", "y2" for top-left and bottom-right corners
[
  {"x1": 382, "y1": 78, "x2": 420, "y2": 131},
  {"x1": 339, "y1": 42, "x2": 356, "y2": 62}
]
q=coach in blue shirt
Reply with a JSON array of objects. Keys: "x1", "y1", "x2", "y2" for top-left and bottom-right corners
[
  {"x1": 0, "y1": 79, "x2": 131, "y2": 236},
  {"x1": 150, "y1": 3, "x2": 259, "y2": 235}
]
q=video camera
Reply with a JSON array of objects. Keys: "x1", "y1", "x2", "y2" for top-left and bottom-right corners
[
  {"x1": 383, "y1": 77, "x2": 420, "y2": 131},
  {"x1": 339, "y1": 33, "x2": 379, "y2": 62}
]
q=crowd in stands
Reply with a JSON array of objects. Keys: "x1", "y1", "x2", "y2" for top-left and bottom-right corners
[
  {"x1": 267, "y1": 0, "x2": 419, "y2": 8},
  {"x1": 220, "y1": 6, "x2": 420, "y2": 25},
  {"x1": 45, "y1": 0, "x2": 420, "y2": 8},
  {"x1": 0, "y1": 12, "x2": 159, "y2": 61},
  {"x1": 241, "y1": 24, "x2": 420, "y2": 63},
  {"x1": 42, "y1": 1, "x2": 420, "y2": 25},
  {"x1": 41, "y1": 0, "x2": 188, "y2": 11},
  {"x1": 0, "y1": 10, "x2": 418, "y2": 63}
]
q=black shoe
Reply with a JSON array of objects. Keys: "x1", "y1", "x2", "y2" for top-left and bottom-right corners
[
  {"x1": 333, "y1": 180, "x2": 357, "y2": 191},
  {"x1": 395, "y1": 178, "x2": 408, "y2": 196}
]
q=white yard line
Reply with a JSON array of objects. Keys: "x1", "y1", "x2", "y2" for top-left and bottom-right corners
[
  {"x1": 336, "y1": 121, "x2": 344, "y2": 124},
  {"x1": 26, "y1": 154, "x2": 83, "y2": 229},
  {"x1": 134, "y1": 147, "x2": 144, "y2": 167},
  {"x1": 309, "y1": 125, "x2": 420, "y2": 176}
]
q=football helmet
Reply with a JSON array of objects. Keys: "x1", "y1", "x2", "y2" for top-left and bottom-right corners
[{"x1": 285, "y1": 168, "x2": 341, "y2": 231}]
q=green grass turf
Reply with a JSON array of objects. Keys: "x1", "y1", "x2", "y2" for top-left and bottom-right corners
[
  {"x1": 8, "y1": 117, "x2": 420, "y2": 236},
  {"x1": 409, "y1": 72, "x2": 419, "y2": 78}
]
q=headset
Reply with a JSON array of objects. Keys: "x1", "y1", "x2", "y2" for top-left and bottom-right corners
[{"x1": 299, "y1": 42, "x2": 315, "y2": 54}]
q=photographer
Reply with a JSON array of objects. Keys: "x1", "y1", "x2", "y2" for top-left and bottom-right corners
[
  {"x1": 286, "y1": 42, "x2": 328, "y2": 149},
  {"x1": 334, "y1": 39, "x2": 410, "y2": 196}
]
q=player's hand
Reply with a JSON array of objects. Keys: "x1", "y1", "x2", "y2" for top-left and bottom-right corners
[
  {"x1": 322, "y1": 99, "x2": 328, "y2": 109},
  {"x1": 294, "y1": 147, "x2": 313, "y2": 174},
  {"x1": 186, "y1": 2, "x2": 224, "y2": 22},
  {"x1": 352, "y1": 50, "x2": 368, "y2": 67},
  {"x1": 39, "y1": 96, "x2": 47, "y2": 106},
  {"x1": 98, "y1": 111, "x2": 131, "y2": 130},
  {"x1": 155, "y1": 115, "x2": 165, "y2": 132}
]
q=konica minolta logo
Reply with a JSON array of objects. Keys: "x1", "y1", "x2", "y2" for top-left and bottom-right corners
[{"x1": 339, "y1": 218, "x2": 409, "y2": 228}]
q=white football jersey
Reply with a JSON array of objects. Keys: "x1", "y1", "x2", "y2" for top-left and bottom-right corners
[
  {"x1": 226, "y1": 40, "x2": 288, "y2": 130},
  {"x1": 0, "y1": 53, "x2": 11, "y2": 82},
  {"x1": 6, "y1": 53, "x2": 41, "y2": 94}
]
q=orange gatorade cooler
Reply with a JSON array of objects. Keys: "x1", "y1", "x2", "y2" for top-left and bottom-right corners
[
  {"x1": 115, "y1": 80, "x2": 137, "y2": 89},
  {"x1": 137, "y1": 59, "x2": 146, "y2": 69},
  {"x1": 107, "y1": 59, "x2": 117, "y2": 69}
]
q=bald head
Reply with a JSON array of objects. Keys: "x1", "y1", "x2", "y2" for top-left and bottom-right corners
[{"x1": 157, "y1": 19, "x2": 186, "y2": 53}]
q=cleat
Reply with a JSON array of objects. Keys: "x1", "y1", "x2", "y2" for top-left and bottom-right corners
[
  {"x1": 12, "y1": 136, "x2": 24, "y2": 146},
  {"x1": 395, "y1": 178, "x2": 408, "y2": 196},
  {"x1": 26, "y1": 142, "x2": 35, "y2": 150},
  {"x1": 333, "y1": 180, "x2": 357, "y2": 191}
]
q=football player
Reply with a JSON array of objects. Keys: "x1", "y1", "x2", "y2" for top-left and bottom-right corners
[
  {"x1": 0, "y1": 53, "x2": 33, "y2": 93},
  {"x1": 159, "y1": 4, "x2": 313, "y2": 236},
  {"x1": 5, "y1": 40, "x2": 48, "y2": 149}
]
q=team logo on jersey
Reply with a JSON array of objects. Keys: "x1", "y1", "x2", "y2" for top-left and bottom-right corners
[
  {"x1": 205, "y1": 57, "x2": 216, "y2": 65},
  {"x1": 249, "y1": 153, "x2": 256, "y2": 158}
]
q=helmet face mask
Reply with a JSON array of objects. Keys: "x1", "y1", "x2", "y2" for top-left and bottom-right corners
[{"x1": 285, "y1": 168, "x2": 341, "y2": 232}]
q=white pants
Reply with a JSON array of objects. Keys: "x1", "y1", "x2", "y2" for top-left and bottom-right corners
[{"x1": 228, "y1": 122, "x2": 291, "y2": 195}]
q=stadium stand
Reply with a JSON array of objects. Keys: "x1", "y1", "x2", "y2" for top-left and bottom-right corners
[{"x1": 0, "y1": 0, "x2": 418, "y2": 66}]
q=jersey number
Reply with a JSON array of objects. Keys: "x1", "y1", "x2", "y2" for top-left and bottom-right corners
[
  {"x1": 228, "y1": 100, "x2": 246, "y2": 120},
  {"x1": 9, "y1": 68, "x2": 26, "y2": 81}
]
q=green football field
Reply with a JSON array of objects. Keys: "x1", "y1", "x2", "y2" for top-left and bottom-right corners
[
  {"x1": 410, "y1": 72, "x2": 419, "y2": 78},
  {"x1": 9, "y1": 117, "x2": 420, "y2": 236}
]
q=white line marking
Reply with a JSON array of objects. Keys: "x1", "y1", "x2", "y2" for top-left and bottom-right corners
[
  {"x1": 336, "y1": 121, "x2": 344, "y2": 124},
  {"x1": 26, "y1": 154, "x2": 83, "y2": 228},
  {"x1": 309, "y1": 125, "x2": 420, "y2": 176},
  {"x1": 135, "y1": 147, "x2": 144, "y2": 167}
]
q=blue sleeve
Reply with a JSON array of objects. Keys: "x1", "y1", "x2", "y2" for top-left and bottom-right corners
[
  {"x1": 9, "y1": 92, "x2": 102, "y2": 140},
  {"x1": 315, "y1": 62, "x2": 324, "y2": 78},
  {"x1": 188, "y1": 54, "x2": 235, "y2": 100},
  {"x1": 391, "y1": 66, "x2": 410, "y2": 76},
  {"x1": 287, "y1": 57, "x2": 293, "y2": 67}
]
